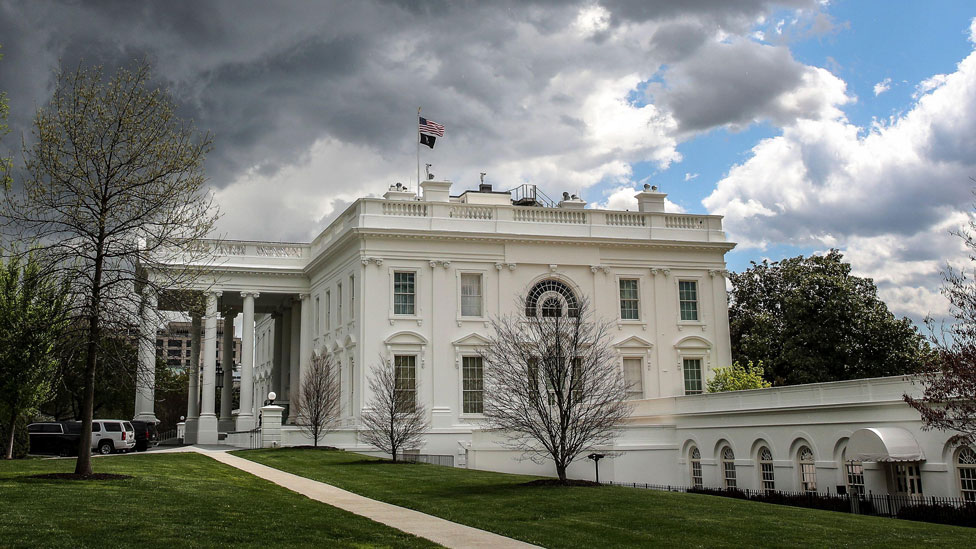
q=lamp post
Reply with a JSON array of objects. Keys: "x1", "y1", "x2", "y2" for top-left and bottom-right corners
[
  {"x1": 587, "y1": 453, "x2": 606, "y2": 484},
  {"x1": 215, "y1": 361, "x2": 223, "y2": 390}
]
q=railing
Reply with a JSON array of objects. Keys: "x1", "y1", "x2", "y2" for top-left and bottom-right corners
[
  {"x1": 382, "y1": 202, "x2": 428, "y2": 217},
  {"x1": 606, "y1": 212, "x2": 646, "y2": 227},
  {"x1": 665, "y1": 215, "x2": 705, "y2": 229},
  {"x1": 449, "y1": 205, "x2": 494, "y2": 220},
  {"x1": 228, "y1": 426, "x2": 263, "y2": 450},
  {"x1": 397, "y1": 453, "x2": 455, "y2": 467},
  {"x1": 602, "y1": 481, "x2": 976, "y2": 528},
  {"x1": 512, "y1": 207, "x2": 587, "y2": 224},
  {"x1": 510, "y1": 184, "x2": 556, "y2": 207},
  {"x1": 157, "y1": 428, "x2": 181, "y2": 446}
]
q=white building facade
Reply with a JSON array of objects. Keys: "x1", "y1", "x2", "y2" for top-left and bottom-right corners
[{"x1": 134, "y1": 180, "x2": 976, "y2": 502}]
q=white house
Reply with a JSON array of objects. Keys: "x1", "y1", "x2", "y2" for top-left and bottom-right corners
[{"x1": 133, "y1": 179, "x2": 976, "y2": 502}]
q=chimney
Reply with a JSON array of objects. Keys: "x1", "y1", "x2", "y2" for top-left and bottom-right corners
[
  {"x1": 635, "y1": 184, "x2": 666, "y2": 213},
  {"x1": 479, "y1": 182, "x2": 492, "y2": 193},
  {"x1": 558, "y1": 192, "x2": 586, "y2": 210},
  {"x1": 383, "y1": 182, "x2": 416, "y2": 201},
  {"x1": 420, "y1": 179, "x2": 452, "y2": 202}
]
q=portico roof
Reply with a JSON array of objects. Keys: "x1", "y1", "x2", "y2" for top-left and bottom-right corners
[{"x1": 848, "y1": 427, "x2": 925, "y2": 462}]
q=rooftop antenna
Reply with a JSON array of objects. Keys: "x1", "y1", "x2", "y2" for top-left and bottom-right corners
[
  {"x1": 480, "y1": 172, "x2": 487, "y2": 184},
  {"x1": 425, "y1": 163, "x2": 434, "y2": 180}
]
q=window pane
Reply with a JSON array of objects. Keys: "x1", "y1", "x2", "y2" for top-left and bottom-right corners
[
  {"x1": 679, "y1": 280, "x2": 699, "y2": 321},
  {"x1": 619, "y1": 279, "x2": 639, "y2": 320},
  {"x1": 683, "y1": 358, "x2": 702, "y2": 395},
  {"x1": 394, "y1": 355, "x2": 416, "y2": 413},
  {"x1": 460, "y1": 273, "x2": 482, "y2": 317},
  {"x1": 394, "y1": 272, "x2": 416, "y2": 315},
  {"x1": 462, "y1": 356, "x2": 484, "y2": 414},
  {"x1": 623, "y1": 358, "x2": 642, "y2": 400}
]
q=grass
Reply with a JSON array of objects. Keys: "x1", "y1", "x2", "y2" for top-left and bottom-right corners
[
  {"x1": 237, "y1": 448, "x2": 975, "y2": 549},
  {"x1": 0, "y1": 452, "x2": 440, "y2": 549}
]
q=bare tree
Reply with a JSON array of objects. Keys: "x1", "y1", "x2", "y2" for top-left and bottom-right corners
[
  {"x1": 1, "y1": 61, "x2": 218, "y2": 475},
  {"x1": 481, "y1": 296, "x2": 632, "y2": 483},
  {"x1": 292, "y1": 352, "x2": 341, "y2": 447},
  {"x1": 360, "y1": 355, "x2": 429, "y2": 462}
]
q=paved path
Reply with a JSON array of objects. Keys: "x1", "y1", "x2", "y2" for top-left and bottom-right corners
[{"x1": 192, "y1": 447, "x2": 538, "y2": 549}]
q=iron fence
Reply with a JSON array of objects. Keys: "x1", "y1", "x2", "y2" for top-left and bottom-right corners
[
  {"x1": 397, "y1": 453, "x2": 455, "y2": 467},
  {"x1": 602, "y1": 481, "x2": 976, "y2": 528},
  {"x1": 227, "y1": 426, "x2": 262, "y2": 450}
]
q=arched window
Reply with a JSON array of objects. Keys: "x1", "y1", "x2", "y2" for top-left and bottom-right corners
[
  {"x1": 690, "y1": 446, "x2": 702, "y2": 488},
  {"x1": 758, "y1": 446, "x2": 775, "y2": 492},
  {"x1": 721, "y1": 446, "x2": 737, "y2": 489},
  {"x1": 525, "y1": 279, "x2": 579, "y2": 317},
  {"x1": 798, "y1": 446, "x2": 816, "y2": 493},
  {"x1": 958, "y1": 446, "x2": 976, "y2": 503}
]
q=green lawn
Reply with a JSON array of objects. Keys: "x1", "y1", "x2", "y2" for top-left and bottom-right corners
[
  {"x1": 0, "y1": 452, "x2": 439, "y2": 549},
  {"x1": 237, "y1": 448, "x2": 974, "y2": 549}
]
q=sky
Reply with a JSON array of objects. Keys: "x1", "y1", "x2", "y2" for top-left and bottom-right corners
[{"x1": 1, "y1": 0, "x2": 974, "y2": 326}]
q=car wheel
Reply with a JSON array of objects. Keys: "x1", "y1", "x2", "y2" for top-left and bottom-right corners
[{"x1": 98, "y1": 441, "x2": 113, "y2": 455}]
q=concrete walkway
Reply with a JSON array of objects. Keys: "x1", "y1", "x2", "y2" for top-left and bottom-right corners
[{"x1": 192, "y1": 447, "x2": 538, "y2": 549}]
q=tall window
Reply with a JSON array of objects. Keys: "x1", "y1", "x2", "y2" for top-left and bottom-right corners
[
  {"x1": 798, "y1": 446, "x2": 817, "y2": 493},
  {"x1": 623, "y1": 358, "x2": 643, "y2": 400},
  {"x1": 690, "y1": 446, "x2": 703, "y2": 488},
  {"x1": 325, "y1": 290, "x2": 331, "y2": 331},
  {"x1": 722, "y1": 446, "x2": 737, "y2": 489},
  {"x1": 462, "y1": 356, "x2": 484, "y2": 414},
  {"x1": 895, "y1": 463, "x2": 923, "y2": 496},
  {"x1": 460, "y1": 273, "x2": 483, "y2": 317},
  {"x1": 394, "y1": 355, "x2": 416, "y2": 412},
  {"x1": 758, "y1": 446, "x2": 775, "y2": 492},
  {"x1": 349, "y1": 275, "x2": 355, "y2": 320},
  {"x1": 348, "y1": 356, "x2": 355, "y2": 415},
  {"x1": 337, "y1": 283, "x2": 343, "y2": 323},
  {"x1": 678, "y1": 280, "x2": 699, "y2": 321},
  {"x1": 846, "y1": 460, "x2": 865, "y2": 496},
  {"x1": 683, "y1": 358, "x2": 702, "y2": 395},
  {"x1": 958, "y1": 446, "x2": 976, "y2": 502},
  {"x1": 619, "y1": 279, "x2": 639, "y2": 320},
  {"x1": 315, "y1": 296, "x2": 321, "y2": 335},
  {"x1": 394, "y1": 271, "x2": 416, "y2": 315}
]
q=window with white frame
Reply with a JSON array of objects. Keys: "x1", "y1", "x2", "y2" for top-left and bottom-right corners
[
  {"x1": 315, "y1": 295, "x2": 321, "y2": 335},
  {"x1": 895, "y1": 463, "x2": 923, "y2": 496},
  {"x1": 958, "y1": 446, "x2": 976, "y2": 502},
  {"x1": 619, "y1": 279, "x2": 639, "y2": 320},
  {"x1": 722, "y1": 446, "x2": 737, "y2": 489},
  {"x1": 758, "y1": 446, "x2": 775, "y2": 492},
  {"x1": 337, "y1": 283, "x2": 343, "y2": 323},
  {"x1": 394, "y1": 355, "x2": 417, "y2": 413},
  {"x1": 325, "y1": 290, "x2": 331, "y2": 331},
  {"x1": 846, "y1": 460, "x2": 865, "y2": 496},
  {"x1": 525, "y1": 279, "x2": 578, "y2": 317},
  {"x1": 798, "y1": 446, "x2": 817, "y2": 493},
  {"x1": 690, "y1": 446, "x2": 703, "y2": 488},
  {"x1": 394, "y1": 271, "x2": 416, "y2": 315},
  {"x1": 623, "y1": 357, "x2": 643, "y2": 400},
  {"x1": 460, "y1": 273, "x2": 483, "y2": 317},
  {"x1": 348, "y1": 356, "x2": 355, "y2": 416},
  {"x1": 462, "y1": 356, "x2": 484, "y2": 414},
  {"x1": 678, "y1": 280, "x2": 699, "y2": 321},
  {"x1": 349, "y1": 274, "x2": 355, "y2": 320},
  {"x1": 683, "y1": 358, "x2": 703, "y2": 395}
]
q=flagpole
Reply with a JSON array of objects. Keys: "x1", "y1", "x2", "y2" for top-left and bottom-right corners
[{"x1": 417, "y1": 106, "x2": 421, "y2": 197}]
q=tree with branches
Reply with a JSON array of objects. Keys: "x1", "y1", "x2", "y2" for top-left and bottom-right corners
[
  {"x1": 360, "y1": 355, "x2": 429, "y2": 462},
  {"x1": 481, "y1": 295, "x2": 632, "y2": 483},
  {"x1": 292, "y1": 352, "x2": 341, "y2": 447},
  {"x1": 1, "y1": 61, "x2": 218, "y2": 475},
  {"x1": 906, "y1": 209, "x2": 976, "y2": 447}
]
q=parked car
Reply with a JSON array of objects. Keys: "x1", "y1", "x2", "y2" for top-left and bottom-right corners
[
  {"x1": 130, "y1": 420, "x2": 159, "y2": 452},
  {"x1": 90, "y1": 419, "x2": 137, "y2": 455},
  {"x1": 27, "y1": 422, "x2": 79, "y2": 456}
]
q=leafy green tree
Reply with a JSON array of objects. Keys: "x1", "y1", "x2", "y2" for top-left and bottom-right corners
[
  {"x1": 707, "y1": 361, "x2": 772, "y2": 393},
  {"x1": 729, "y1": 250, "x2": 930, "y2": 386},
  {"x1": 0, "y1": 253, "x2": 70, "y2": 459},
  {"x1": 1, "y1": 61, "x2": 218, "y2": 474}
]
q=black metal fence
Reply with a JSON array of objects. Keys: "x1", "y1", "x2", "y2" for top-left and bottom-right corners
[
  {"x1": 602, "y1": 481, "x2": 976, "y2": 528},
  {"x1": 397, "y1": 453, "x2": 455, "y2": 467},
  {"x1": 226, "y1": 426, "x2": 262, "y2": 450}
]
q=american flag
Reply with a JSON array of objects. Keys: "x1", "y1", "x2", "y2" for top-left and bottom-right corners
[{"x1": 419, "y1": 116, "x2": 445, "y2": 137}]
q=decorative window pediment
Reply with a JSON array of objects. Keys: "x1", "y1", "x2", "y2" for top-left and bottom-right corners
[{"x1": 614, "y1": 335, "x2": 654, "y2": 349}]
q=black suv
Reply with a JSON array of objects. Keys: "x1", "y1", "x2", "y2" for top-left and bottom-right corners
[{"x1": 130, "y1": 420, "x2": 159, "y2": 452}]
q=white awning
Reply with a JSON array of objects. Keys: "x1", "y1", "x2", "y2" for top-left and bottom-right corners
[{"x1": 848, "y1": 427, "x2": 925, "y2": 462}]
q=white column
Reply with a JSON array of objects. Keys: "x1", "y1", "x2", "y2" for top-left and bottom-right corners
[
  {"x1": 272, "y1": 313, "x2": 283, "y2": 396},
  {"x1": 236, "y1": 292, "x2": 258, "y2": 431},
  {"x1": 197, "y1": 291, "x2": 220, "y2": 444},
  {"x1": 219, "y1": 311, "x2": 236, "y2": 431},
  {"x1": 184, "y1": 313, "x2": 202, "y2": 444},
  {"x1": 134, "y1": 287, "x2": 158, "y2": 422},
  {"x1": 288, "y1": 299, "x2": 301, "y2": 404},
  {"x1": 280, "y1": 308, "x2": 292, "y2": 403}
]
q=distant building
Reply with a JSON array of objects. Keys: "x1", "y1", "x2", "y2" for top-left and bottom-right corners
[{"x1": 155, "y1": 321, "x2": 241, "y2": 373}]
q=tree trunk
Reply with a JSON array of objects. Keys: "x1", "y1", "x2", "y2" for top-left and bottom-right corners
[
  {"x1": 313, "y1": 425, "x2": 318, "y2": 448},
  {"x1": 73, "y1": 321, "x2": 99, "y2": 475},
  {"x1": 4, "y1": 407, "x2": 17, "y2": 460},
  {"x1": 556, "y1": 463, "x2": 568, "y2": 483}
]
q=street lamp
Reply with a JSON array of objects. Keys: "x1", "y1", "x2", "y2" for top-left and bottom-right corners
[
  {"x1": 266, "y1": 391, "x2": 276, "y2": 406},
  {"x1": 587, "y1": 453, "x2": 606, "y2": 484}
]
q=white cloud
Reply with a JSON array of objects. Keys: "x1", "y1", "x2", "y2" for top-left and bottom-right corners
[
  {"x1": 684, "y1": 172, "x2": 699, "y2": 181},
  {"x1": 704, "y1": 39, "x2": 976, "y2": 320},
  {"x1": 914, "y1": 74, "x2": 949, "y2": 98},
  {"x1": 593, "y1": 185, "x2": 685, "y2": 213},
  {"x1": 969, "y1": 16, "x2": 976, "y2": 44},
  {"x1": 873, "y1": 77, "x2": 891, "y2": 96}
]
